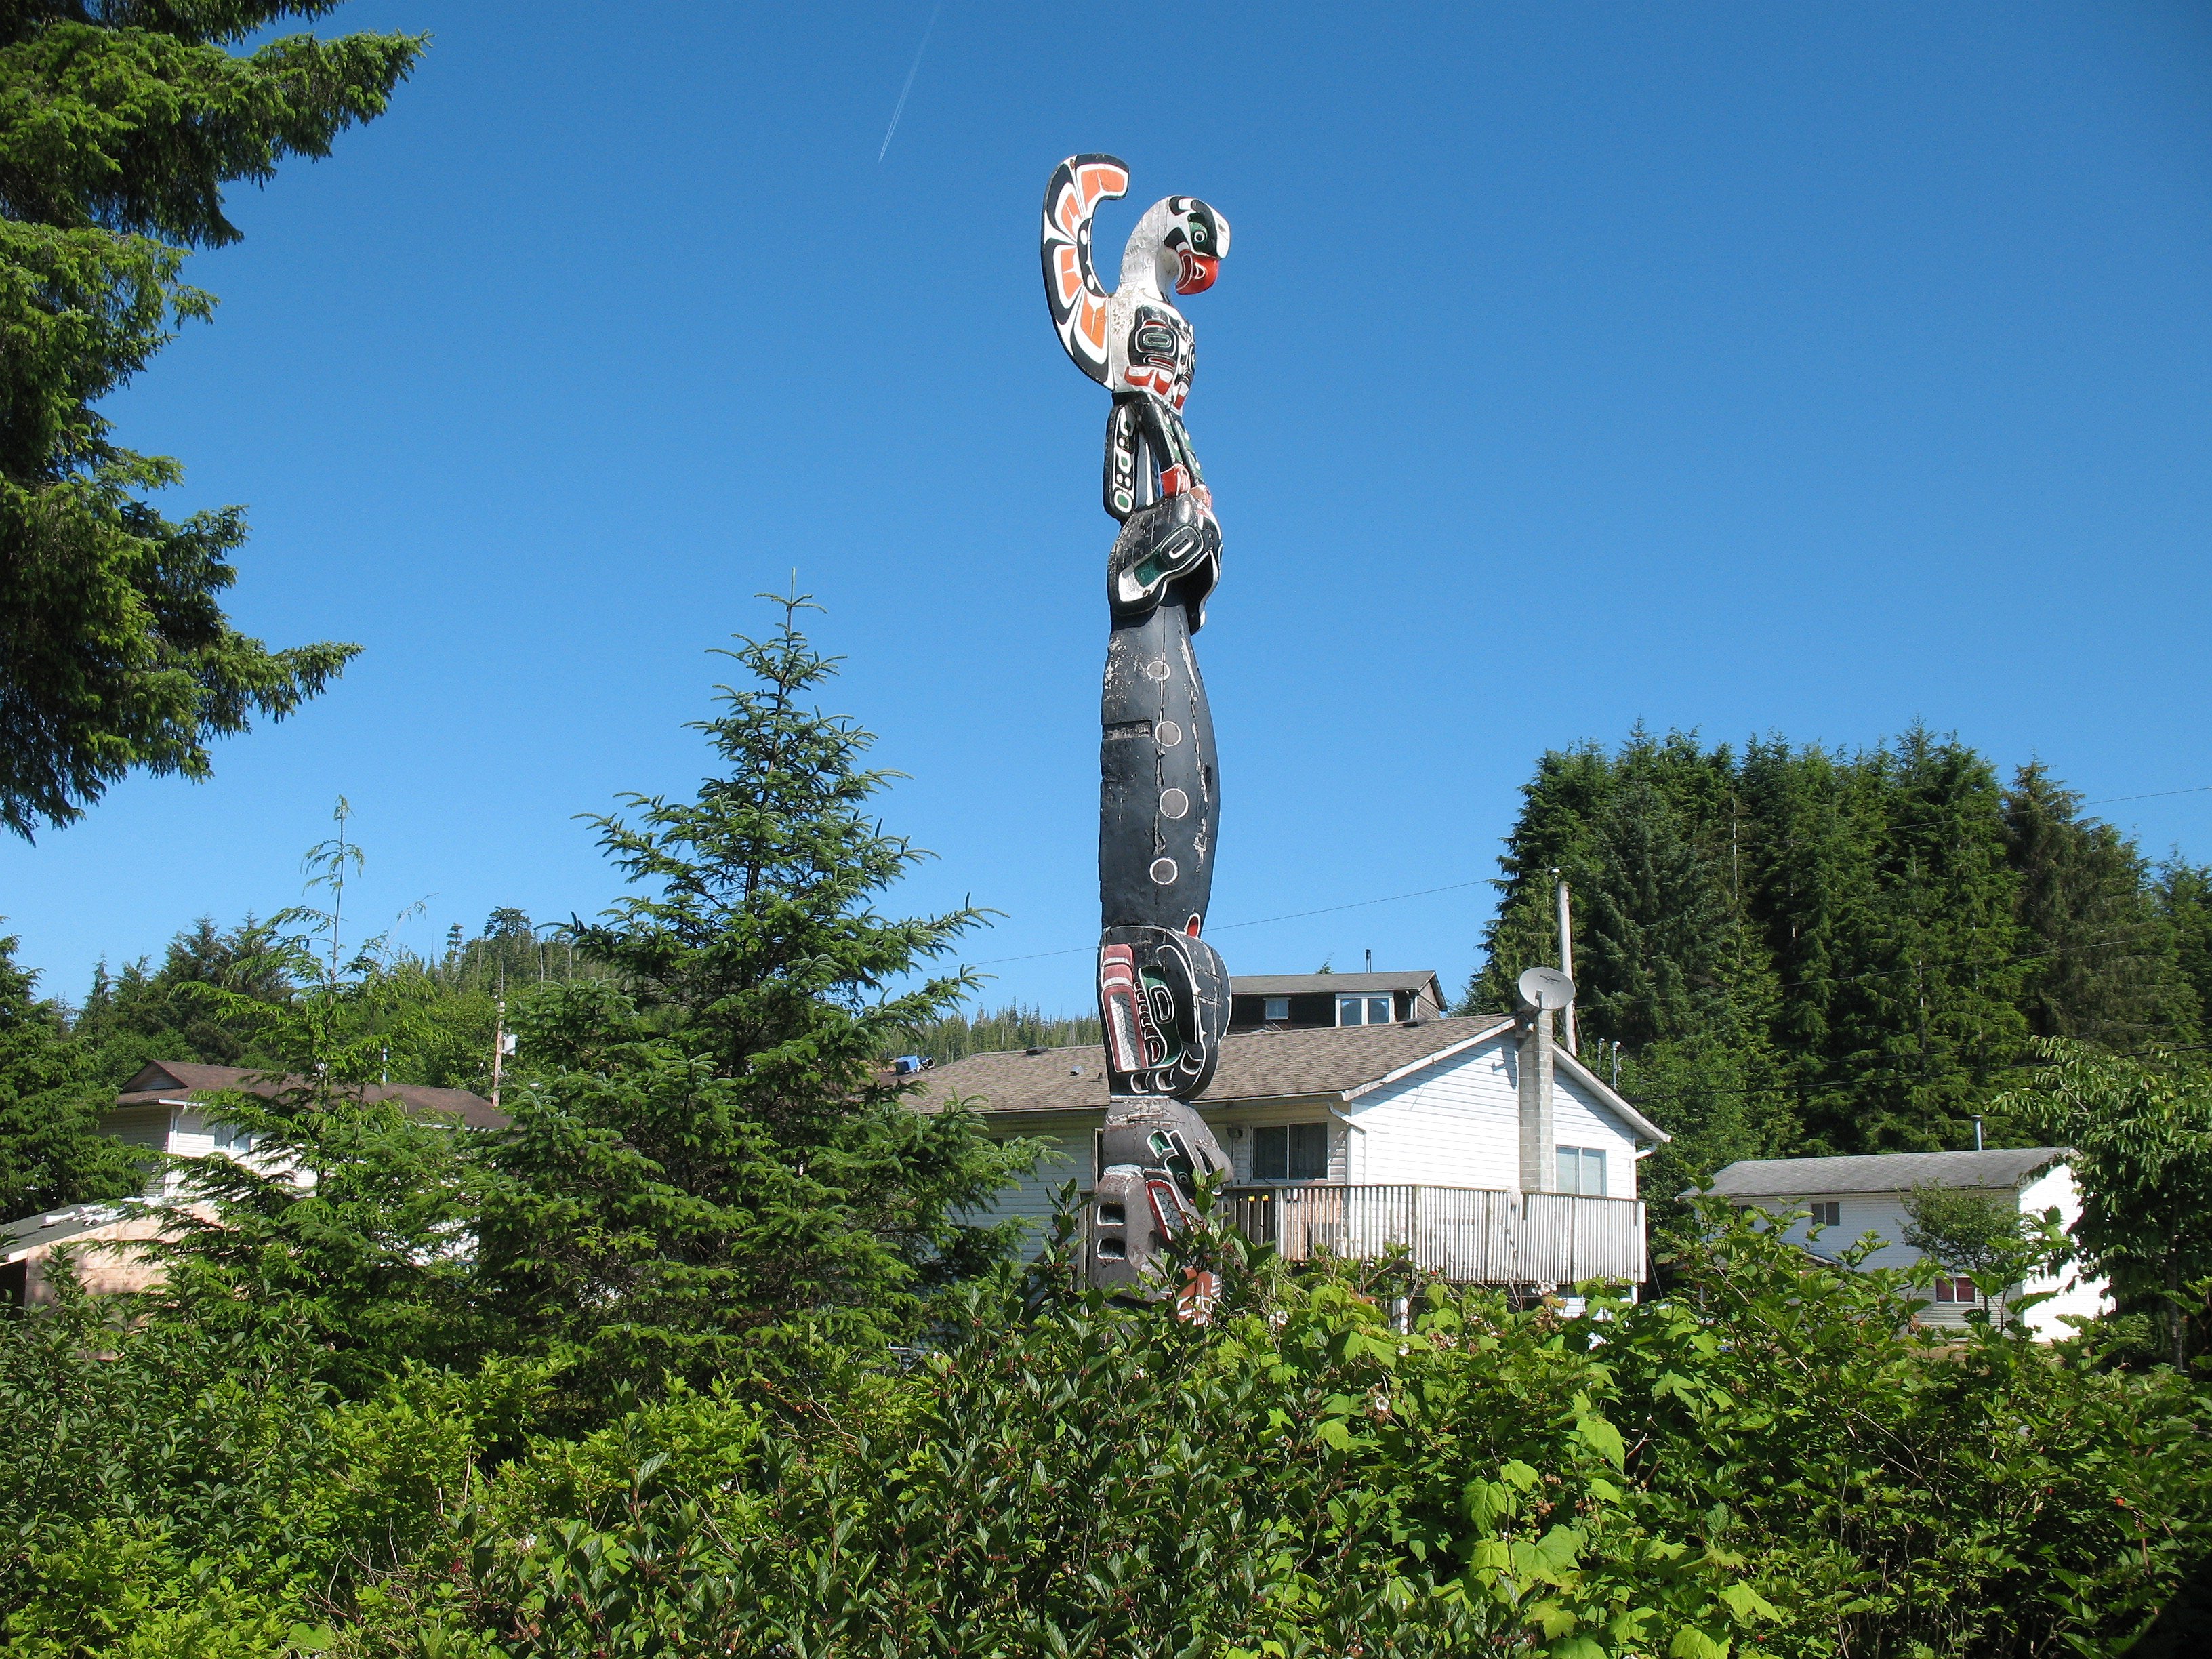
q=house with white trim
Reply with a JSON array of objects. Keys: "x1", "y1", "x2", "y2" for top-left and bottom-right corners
[
  {"x1": 1, "y1": 1061, "x2": 499, "y2": 1309},
  {"x1": 906, "y1": 981, "x2": 1668, "y2": 1287},
  {"x1": 1702, "y1": 1148, "x2": 2109, "y2": 1337}
]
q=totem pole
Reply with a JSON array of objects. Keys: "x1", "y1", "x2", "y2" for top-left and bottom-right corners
[{"x1": 1041, "y1": 155, "x2": 1236, "y2": 1299}]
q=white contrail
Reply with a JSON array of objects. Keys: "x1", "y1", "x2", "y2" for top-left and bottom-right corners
[{"x1": 878, "y1": 0, "x2": 943, "y2": 161}]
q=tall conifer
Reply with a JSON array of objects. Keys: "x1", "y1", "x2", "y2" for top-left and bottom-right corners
[
  {"x1": 0, "y1": 4, "x2": 422, "y2": 833},
  {"x1": 2005, "y1": 764, "x2": 2194, "y2": 1047}
]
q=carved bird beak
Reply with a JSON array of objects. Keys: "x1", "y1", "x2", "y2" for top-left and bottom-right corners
[{"x1": 1174, "y1": 252, "x2": 1219, "y2": 294}]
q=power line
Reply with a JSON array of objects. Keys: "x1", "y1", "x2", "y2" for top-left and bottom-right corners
[
  {"x1": 1494, "y1": 781, "x2": 2212, "y2": 896},
  {"x1": 968, "y1": 878, "x2": 1494, "y2": 967},
  {"x1": 964, "y1": 779, "x2": 2211, "y2": 975},
  {"x1": 1618, "y1": 1040, "x2": 2212, "y2": 1111}
]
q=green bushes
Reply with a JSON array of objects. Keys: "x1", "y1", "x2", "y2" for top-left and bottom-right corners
[{"x1": 7, "y1": 1208, "x2": 2203, "y2": 1658}]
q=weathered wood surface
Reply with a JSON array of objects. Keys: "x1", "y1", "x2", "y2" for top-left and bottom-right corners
[{"x1": 1217, "y1": 1183, "x2": 1645, "y2": 1285}]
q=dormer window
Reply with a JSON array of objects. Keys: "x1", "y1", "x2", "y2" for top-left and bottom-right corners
[
  {"x1": 1336, "y1": 994, "x2": 1392, "y2": 1026},
  {"x1": 1262, "y1": 996, "x2": 1290, "y2": 1022}
]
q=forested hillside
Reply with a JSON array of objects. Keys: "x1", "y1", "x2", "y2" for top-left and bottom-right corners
[{"x1": 1465, "y1": 728, "x2": 2212, "y2": 1196}]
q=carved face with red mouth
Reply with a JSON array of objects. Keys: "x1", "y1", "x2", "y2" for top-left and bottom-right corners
[{"x1": 1162, "y1": 197, "x2": 1229, "y2": 294}]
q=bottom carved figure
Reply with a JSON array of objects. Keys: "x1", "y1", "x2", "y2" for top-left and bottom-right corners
[{"x1": 1088, "y1": 1092, "x2": 1227, "y2": 1298}]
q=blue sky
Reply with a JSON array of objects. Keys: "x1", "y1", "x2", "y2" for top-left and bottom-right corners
[{"x1": 5, "y1": 1, "x2": 2210, "y2": 1014}]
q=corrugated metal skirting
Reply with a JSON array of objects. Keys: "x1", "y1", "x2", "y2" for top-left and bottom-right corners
[{"x1": 1218, "y1": 1184, "x2": 1645, "y2": 1286}]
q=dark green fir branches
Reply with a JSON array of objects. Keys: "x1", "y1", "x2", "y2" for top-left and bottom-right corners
[
  {"x1": 0, "y1": 3, "x2": 424, "y2": 835},
  {"x1": 1466, "y1": 727, "x2": 2211, "y2": 1187}
]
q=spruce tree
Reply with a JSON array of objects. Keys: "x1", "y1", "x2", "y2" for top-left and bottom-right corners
[
  {"x1": 2155, "y1": 861, "x2": 2212, "y2": 1041},
  {"x1": 0, "y1": 935, "x2": 138, "y2": 1221},
  {"x1": 1803, "y1": 729, "x2": 2026, "y2": 1153},
  {"x1": 477, "y1": 598, "x2": 1036, "y2": 1399},
  {"x1": 1, "y1": 4, "x2": 422, "y2": 834},
  {"x1": 2005, "y1": 764, "x2": 2194, "y2": 1047},
  {"x1": 1469, "y1": 727, "x2": 2154, "y2": 1168}
]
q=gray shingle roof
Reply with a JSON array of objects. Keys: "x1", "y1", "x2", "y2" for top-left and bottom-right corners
[
  {"x1": 1231, "y1": 972, "x2": 1441, "y2": 998},
  {"x1": 907, "y1": 1015, "x2": 1514, "y2": 1116},
  {"x1": 112, "y1": 1061, "x2": 507, "y2": 1130},
  {"x1": 3, "y1": 1203, "x2": 131, "y2": 1257},
  {"x1": 1700, "y1": 1147, "x2": 2070, "y2": 1199}
]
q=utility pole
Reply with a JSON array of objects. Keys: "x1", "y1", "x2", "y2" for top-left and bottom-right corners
[
  {"x1": 491, "y1": 966, "x2": 508, "y2": 1114},
  {"x1": 491, "y1": 996, "x2": 505, "y2": 1113},
  {"x1": 1555, "y1": 875, "x2": 1578, "y2": 1056}
]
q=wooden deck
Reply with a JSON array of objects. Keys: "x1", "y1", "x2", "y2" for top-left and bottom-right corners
[{"x1": 1216, "y1": 1183, "x2": 1647, "y2": 1286}]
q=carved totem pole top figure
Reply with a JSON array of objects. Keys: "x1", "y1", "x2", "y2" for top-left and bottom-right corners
[{"x1": 1042, "y1": 155, "x2": 1235, "y2": 1300}]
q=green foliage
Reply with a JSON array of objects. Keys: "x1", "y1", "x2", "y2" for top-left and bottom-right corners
[
  {"x1": 476, "y1": 598, "x2": 1037, "y2": 1409},
  {"x1": 0, "y1": 933, "x2": 138, "y2": 1221},
  {"x1": 62, "y1": 902, "x2": 587, "y2": 1097},
  {"x1": 0, "y1": 3, "x2": 424, "y2": 834},
  {"x1": 894, "y1": 1000, "x2": 1104, "y2": 1065},
  {"x1": 11, "y1": 1210, "x2": 2204, "y2": 1657},
  {"x1": 2005, "y1": 764, "x2": 2195, "y2": 1048},
  {"x1": 70, "y1": 914, "x2": 290, "y2": 1084},
  {"x1": 2155, "y1": 859, "x2": 2212, "y2": 1041},
  {"x1": 0, "y1": 1261, "x2": 523, "y2": 1658},
  {"x1": 1898, "y1": 1182, "x2": 2043, "y2": 1319},
  {"x1": 1997, "y1": 1042, "x2": 2212, "y2": 1368},
  {"x1": 145, "y1": 1075, "x2": 492, "y2": 1395},
  {"x1": 1467, "y1": 729, "x2": 2201, "y2": 1197},
  {"x1": 567, "y1": 594, "x2": 984, "y2": 1118}
]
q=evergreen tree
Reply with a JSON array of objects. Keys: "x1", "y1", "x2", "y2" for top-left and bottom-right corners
[
  {"x1": 2005, "y1": 764, "x2": 2192, "y2": 1048},
  {"x1": 1466, "y1": 731, "x2": 1794, "y2": 1192},
  {"x1": 0, "y1": 935, "x2": 138, "y2": 1221},
  {"x1": 142, "y1": 1070, "x2": 488, "y2": 1393},
  {"x1": 1467, "y1": 729, "x2": 1744, "y2": 1047},
  {"x1": 0, "y1": 3, "x2": 422, "y2": 834},
  {"x1": 2156, "y1": 860, "x2": 2212, "y2": 1041},
  {"x1": 1469, "y1": 727, "x2": 2127, "y2": 1172},
  {"x1": 897, "y1": 1002, "x2": 1103, "y2": 1065},
  {"x1": 476, "y1": 598, "x2": 1036, "y2": 1400},
  {"x1": 1792, "y1": 729, "x2": 2026, "y2": 1153},
  {"x1": 68, "y1": 914, "x2": 289, "y2": 1083}
]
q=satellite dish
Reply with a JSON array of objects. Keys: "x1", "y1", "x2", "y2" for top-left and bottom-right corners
[{"x1": 1517, "y1": 966, "x2": 1576, "y2": 1012}]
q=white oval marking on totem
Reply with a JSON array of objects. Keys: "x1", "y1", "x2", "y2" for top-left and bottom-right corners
[
  {"x1": 1155, "y1": 720, "x2": 1183, "y2": 747},
  {"x1": 1143, "y1": 659, "x2": 1170, "y2": 680},
  {"x1": 1159, "y1": 788, "x2": 1189, "y2": 819},
  {"x1": 1149, "y1": 857, "x2": 1179, "y2": 885}
]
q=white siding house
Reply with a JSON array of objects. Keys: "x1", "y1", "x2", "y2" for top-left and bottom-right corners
[
  {"x1": 1702, "y1": 1148, "x2": 2109, "y2": 1338},
  {"x1": 3, "y1": 1062, "x2": 503, "y2": 1309},
  {"x1": 909, "y1": 1009, "x2": 1667, "y2": 1286}
]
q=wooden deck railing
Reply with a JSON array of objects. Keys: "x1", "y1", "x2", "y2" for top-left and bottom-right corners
[{"x1": 1215, "y1": 1183, "x2": 1646, "y2": 1286}]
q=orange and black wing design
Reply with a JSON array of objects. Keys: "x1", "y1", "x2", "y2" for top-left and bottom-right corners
[{"x1": 1041, "y1": 153, "x2": 1129, "y2": 385}]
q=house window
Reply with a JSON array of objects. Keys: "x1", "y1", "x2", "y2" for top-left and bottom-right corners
[
  {"x1": 1336, "y1": 994, "x2": 1393, "y2": 1026},
  {"x1": 1253, "y1": 1123, "x2": 1329, "y2": 1181},
  {"x1": 1262, "y1": 996, "x2": 1290, "y2": 1022},
  {"x1": 1807, "y1": 1200, "x2": 1841, "y2": 1229},
  {"x1": 1932, "y1": 1276, "x2": 1976, "y2": 1304},
  {"x1": 209, "y1": 1122, "x2": 253, "y2": 1154},
  {"x1": 1554, "y1": 1146, "x2": 1607, "y2": 1197}
]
